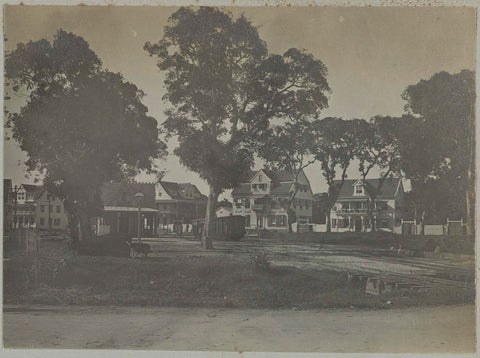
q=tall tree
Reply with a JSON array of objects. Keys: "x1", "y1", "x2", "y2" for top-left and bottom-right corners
[
  {"x1": 257, "y1": 120, "x2": 317, "y2": 232},
  {"x1": 145, "y1": 7, "x2": 330, "y2": 248},
  {"x1": 356, "y1": 116, "x2": 401, "y2": 232},
  {"x1": 6, "y1": 30, "x2": 166, "y2": 241},
  {"x1": 401, "y1": 70, "x2": 475, "y2": 235},
  {"x1": 311, "y1": 117, "x2": 359, "y2": 232}
]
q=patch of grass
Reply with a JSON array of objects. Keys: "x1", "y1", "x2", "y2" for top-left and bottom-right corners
[{"x1": 4, "y1": 240, "x2": 474, "y2": 309}]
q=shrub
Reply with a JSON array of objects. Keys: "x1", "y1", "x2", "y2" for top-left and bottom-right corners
[
  {"x1": 249, "y1": 250, "x2": 271, "y2": 273},
  {"x1": 74, "y1": 233, "x2": 132, "y2": 257}
]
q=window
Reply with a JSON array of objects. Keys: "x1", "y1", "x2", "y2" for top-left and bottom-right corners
[
  {"x1": 30, "y1": 217, "x2": 35, "y2": 225},
  {"x1": 245, "y1": 199, "x2": 250, "y2": 209},
  {"x1": 258, "y1": 174, "x2": 263, "y2": 182},
  {"x1": 54, "y1": 218, "x2": 60, "y2": 226},
  {"x1": 245, "y1": 215, "x2": 251, "y2": 227},
  {"x1": 253, "y1": 198, "x2": 262, "y2": 205},
  {"x1": 378, "y1": 202, "x2": 388, "y2": 211},
  {"x1": 40, "y1": 218, "x2": 45, "y2": 226},
  {"x1": 49, "y1": 205, "x2": 53, "y2": 213},
  {"x1": 379, "y1": 220, "x2": 389, "y2": 229},
  {"x1": 268, "y1": 215, "x2": 287, "y2": 227},
  {"x1": 40, "y1": 205, "x2": 45, "y2": 213},
  {"x1": 48, "y1": 218, "x2": 52, "y2": 226},
  {"x1": 252, "y1": 184, "x2": 258, "y2": 190},
  {"x1": 56, "y1": 205, "x2": 61, "y2": 213},
  {"x1": 338, "y1": 218, "x2": 348, "y2": 228},
  {"x1": 355, "y1": 184, "x2": 364, "y2": 195},
  {"x1": 332, "y1": 219, "x2": 337, "y2": 228}
]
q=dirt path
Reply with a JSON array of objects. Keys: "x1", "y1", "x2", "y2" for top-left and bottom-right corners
[
  {"x1": 144, "y1": 236, "x2": 474, "y2": 288},
  {"x1": 3, "y1": 304, "x2": 474, "y2": 352}
]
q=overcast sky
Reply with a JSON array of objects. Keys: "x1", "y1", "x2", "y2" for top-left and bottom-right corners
[{"x1": 3, "y1": 5, "x2": 476, "y2": 196}]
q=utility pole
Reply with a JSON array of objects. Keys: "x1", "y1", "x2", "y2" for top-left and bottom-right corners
[
  {"x1": 13, "y1": 185, "x2": 18, "y2": 230},
  {"x1": 135, "y1": 192, "x2": 144, "y2": 242},
  {"x1": 48, "y1": 194, "x2": 52, "y2": 229}
]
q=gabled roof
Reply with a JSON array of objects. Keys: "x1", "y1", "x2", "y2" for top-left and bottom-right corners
[
  {"x1": 158, "y1": 181, "x2": 207, "y2": 201},
  {"x1": 233, "y1": 169, "x2": 301, "y2": 196},
  {"x1": 270, "y1": 182, "x2": 294, "y2": 195},
  {"x1": 245, "y1": 169, "x2": 296, "y2": 183},
  {"x1": 19, "y1": 184, "x2": 45, "y2": 200},
  {"x1": 21, "y1": 184, "x2": 42, "y2": 193},
  {"x1": 101, "y1": 182, "x2": 156, "y2": 209},
  {"x1": 334, "y1": 178, "x2": 402, "y2": 200},
  {"x1": 264, "y1": 169, "x2": 296, "y2": 183},
  {"x1": 232, "y1": 183, "x2": 251, "y2": 195}
]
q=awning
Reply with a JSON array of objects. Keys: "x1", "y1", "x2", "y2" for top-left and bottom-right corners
[{"x1": 103, "y1": 206, "x2": 158, "y2": 213}]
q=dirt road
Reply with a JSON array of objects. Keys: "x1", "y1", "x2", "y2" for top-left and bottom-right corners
[
  {"x1": 4, "y1": 304, "x2": 474, "y2": 352},
  {"x1": 144, "y1": 236, "x2": 474, "y2": 289}
]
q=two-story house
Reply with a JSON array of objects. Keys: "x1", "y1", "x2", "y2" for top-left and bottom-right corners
[
  {"x1": 329, "y1": 178, "x2": 406, "y2": 232},
  {"x1": 155, "y1": 181, "x2": 207, "y2": 232},
  {"x1": 13, "y1": 184, "x2": 69, "y2": 230},
  {"x1": 232, "y1": 169, "x2": 313, "y2": 231}
]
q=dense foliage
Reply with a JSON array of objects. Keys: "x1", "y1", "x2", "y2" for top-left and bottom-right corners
[
  {"x1": 6, "y1": 30, "x2": 167, "y2": 240},
  {"x1": 145, "y1": 7, "x2": 330, "y2": 247}
]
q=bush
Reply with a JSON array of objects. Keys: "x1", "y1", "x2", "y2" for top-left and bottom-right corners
[
  {"x1": 74, "y1": 233, "x2": 132, "y2": 257},
  {"x1": 249, "y1": 250, "x2": 271, "y2": 273}
]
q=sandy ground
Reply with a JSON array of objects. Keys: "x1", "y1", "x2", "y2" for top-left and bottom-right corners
[
  {"x1": 143, "y1": 236, "x2": 474, "y2": 285},
  {"x1": 3, "y1": 304, "x2": 475, "y2": 352}
]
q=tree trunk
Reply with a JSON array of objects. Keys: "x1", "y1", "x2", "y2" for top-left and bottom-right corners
[
  {"x1": 465, "y1": 166, "x2": 474, "y2": 236},
  {"x1": 465, "y1": 112, "x2": 475, "y2": 236},
  {"x1": 368, "y1": 198, "x2": 376, "y2": 232},
  {"x1": 325, "y1": 173, "x2": 347, "y2": 234},
  {"x1": 202, "y1": 185, "x2": 218, "y2": 249},
  {"x1": 326, "y1": 210, "x2": 331, "y2": 233},
  {"x1": 420, "y1": 210, "x2": 425, "y2": 235},
  {"x1": 287, "y1": 185, "x2": 300, "y2": 233},
  {"x1": 77, "y1": 211, "x2": 89, "y2": 241}
]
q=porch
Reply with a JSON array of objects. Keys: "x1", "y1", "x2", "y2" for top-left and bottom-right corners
[{"x1": 95, "y1": 206, "x2": 158, "y2": 237}]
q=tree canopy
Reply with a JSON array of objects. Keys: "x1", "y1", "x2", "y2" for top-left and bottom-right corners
[
  {"x1": 145, "y1": 7, "x2": 330, "y2": 247},
  {"x1": 6, "y1": 29, "x2": 166, "y2": 240},
  {"x1": 311, "y1": 117, "x2": 359, "y2": 232},
  {"x1": 399, "y1": 70, "x2": 475, "y2": 232}
]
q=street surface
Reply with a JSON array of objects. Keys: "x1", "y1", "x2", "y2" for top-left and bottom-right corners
[{"x1": 3, "y1": 304, "x2": 474, "y2": 352}]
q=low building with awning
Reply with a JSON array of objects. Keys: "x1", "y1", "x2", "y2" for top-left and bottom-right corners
[{"x1": 95, "y1": 182, "x2": 158, "y2": 237}]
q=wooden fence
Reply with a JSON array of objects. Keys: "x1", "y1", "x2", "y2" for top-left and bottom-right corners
[{"x1": 12, "y1": 228, "x2": 40, "y2": 291}]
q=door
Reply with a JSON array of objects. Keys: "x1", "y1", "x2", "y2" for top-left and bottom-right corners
[
  {"x1": 257, "y1": 214, "x2": 263, "y2": 229},
  {"x1": 119, "y1": 213, "x2": 129, "y2": 233},
  {"x1": 354, "y1": 218, "x2": 362, "y2": 232}
]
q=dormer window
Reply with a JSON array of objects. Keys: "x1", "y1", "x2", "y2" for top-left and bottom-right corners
[{"x1": 355, "y1": 183, "x2": 364, "y2": 195}]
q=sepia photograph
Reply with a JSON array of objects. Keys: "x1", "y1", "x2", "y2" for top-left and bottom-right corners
[{"x1": 1, "y1": 3, "x2": 476, "y2": 354}]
